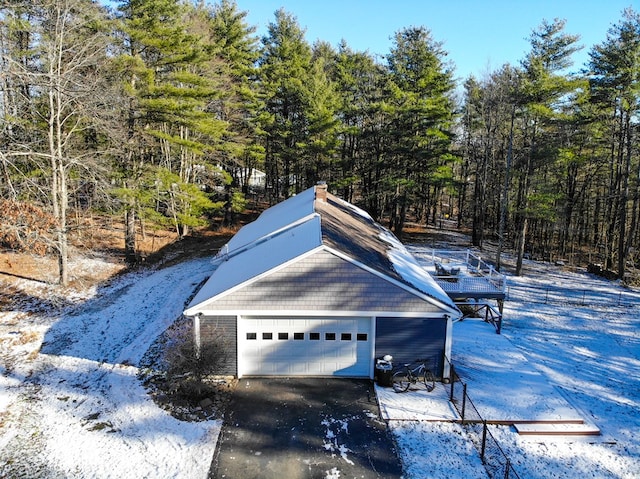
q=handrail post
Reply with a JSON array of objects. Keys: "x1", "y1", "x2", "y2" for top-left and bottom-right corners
[
  {"x1": 449, "y1": 374, "x2": 455, "y2": 402},
  {"x1": 481, "y1": 420, "x2": 487, "y2": 461},
  {"x1": 461, "y1": 383, "x2": 467, "y2": 423}
]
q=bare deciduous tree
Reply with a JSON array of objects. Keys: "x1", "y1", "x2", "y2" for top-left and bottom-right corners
[{"x1": 1, "y1": 0, "x2": 112, "y2": 284}]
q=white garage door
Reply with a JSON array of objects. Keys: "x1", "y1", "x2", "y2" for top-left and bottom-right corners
[{"x1": 239, "y1": 317, "x2": 372, "y2": 377}]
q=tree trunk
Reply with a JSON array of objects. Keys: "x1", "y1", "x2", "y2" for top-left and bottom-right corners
[
  {"x1": 515, "y1": 216, "x2": 528, "y2": 275},
  {"x1": 57, "y1": 159, "x2": 68, "y2": 286},
  {"x1": 514, "y1": 153, "x2": 532, "y2": 276},
  {"x1": 617, "y1": 112, "x2": 632, "y2": 279},
  {"x1": 49, "y1": 47, "x2": 69, "y2": 286},
  {"x1": 125, "y1": 207, "x2": 137, "y2": 264},
  {"x1": 496, "y1": 107, "x2": 515, "y2": 271},
  {"x1": 471, "y1": 171, "x2": 484, "y2": 247}
]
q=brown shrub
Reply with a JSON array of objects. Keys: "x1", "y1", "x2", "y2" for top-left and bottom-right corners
[
  {"x1": 0, "y1": 200, "x2": 57, "y2": 255},
  {"x1": 163, "y1": 320, "x2": 229, "y2": 399}
]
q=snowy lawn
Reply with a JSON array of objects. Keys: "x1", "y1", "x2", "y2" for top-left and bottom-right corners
[
  {"x1": 491, "y1": 260, "x2": 640, "y2": 479},
  {"x1": 382, "y1": 251, "x2": 640, "y2": 479},
  {"x1": 391, "y1": 421, "x2": 488, "y2": 479},
  {"x1": 0, "y1": 257, "x2": 221, "y2": 478},
  {"x1": 1, "y1": 250, "x2": 639, "y2": 478},
  {"x1": 453, "y1": 320, "x2": 586, "y2": 424}
]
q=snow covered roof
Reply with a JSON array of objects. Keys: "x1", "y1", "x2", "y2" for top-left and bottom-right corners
[
  {"x1": 185, "y1": 185, "x2": 459, "y2": 314},
  {"x1": 223, "y1": 186, "x2": 316, "y2": 253},
  {"x1": 187, "y1": 215, "x2": 323, "y2": 308}
]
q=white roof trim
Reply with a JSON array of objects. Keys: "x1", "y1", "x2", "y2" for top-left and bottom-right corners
[
  {"x1": 212, "y1": 212, "x2": 320, "y2": 266},
  {"x1": 189, "y1": 310, "x2": 450, "y2": 318}
]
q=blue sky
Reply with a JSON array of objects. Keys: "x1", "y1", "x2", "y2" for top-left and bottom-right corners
[{"x1": 236, "y1": 0, "x2": 635, "y2": 80}]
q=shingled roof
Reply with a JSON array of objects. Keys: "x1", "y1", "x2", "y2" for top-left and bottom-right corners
[{"x1": 185, "y1": 184, "x2": 458, "y2": 314}]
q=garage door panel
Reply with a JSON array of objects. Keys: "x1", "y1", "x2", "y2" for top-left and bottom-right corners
[{"x1": 240, "y1": 317, "x2": 371, "y2": 377}]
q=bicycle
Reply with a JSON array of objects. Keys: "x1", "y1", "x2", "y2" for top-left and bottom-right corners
[{"x1": 392, "y1": 359, "x2": 436, "y2": 393}]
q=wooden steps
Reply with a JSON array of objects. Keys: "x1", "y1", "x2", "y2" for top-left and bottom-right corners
[{"x1": 514, "y1": 422, "x2": 601, "y2": 436}]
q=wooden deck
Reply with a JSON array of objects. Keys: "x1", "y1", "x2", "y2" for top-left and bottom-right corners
[{"x1": 407, "y1": 247, "x2": 507, "y2": 301}]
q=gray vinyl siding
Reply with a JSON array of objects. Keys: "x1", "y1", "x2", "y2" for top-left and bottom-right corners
[
  {"x1": 375, "y1": 317, "x2": 447, "y2": 377},
  {"x1": 201, "y1": 315, "x2": 237, "y2": 376},
  {"x1": 205, "y1": 250, "x2": 444, "y2": 313}
]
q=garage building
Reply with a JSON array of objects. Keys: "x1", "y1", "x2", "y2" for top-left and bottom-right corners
[{"x1": 184, "y1": 184, "x2": 460, "y2": 379}]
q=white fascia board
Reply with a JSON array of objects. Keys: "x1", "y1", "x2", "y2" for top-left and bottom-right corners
[
  {"x1": 324, "y1": 246, "x2": 461, "y2": 318},
  {"x1": 193, "y1": 309, "x2": 449, "y2": 318}
]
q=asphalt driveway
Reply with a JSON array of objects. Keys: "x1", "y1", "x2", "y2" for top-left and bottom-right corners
[{"x1": 209, "y1": 378, "x2": 403, "y2": 479}]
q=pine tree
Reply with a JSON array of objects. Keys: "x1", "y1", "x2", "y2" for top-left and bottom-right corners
[
  {"x1": 202, "y1": 0, "x2": 262, "y2": 222},
  {"x1": 513, "y1": 18, "x2": 582, "y2": 274},
  {"x1": 298, "y1": 42, "x2": 340, "y2": 187},
  {"x1": 333, "y1": 43, "x2": 387, "y2": 213},
  {"x1": 115, "y1": 0, "x2": 227, "y2": 259},
  {"x1": 258, "y1": 8, "x2": 312, "y2": 199},
  {"x1": 588, "y1": 8, "x2": 640, "y2": 278},
  {"x1": 385, "y1": 26, "x2": 456, "y2": 236}
]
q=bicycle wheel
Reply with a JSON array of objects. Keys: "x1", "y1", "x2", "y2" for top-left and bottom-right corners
[
  {"x1": 392, "y1": 370, "x2": 411, "y2": 392},
  {"x1": 422, "y1": 369, "x2": 436, "y2": 392}
]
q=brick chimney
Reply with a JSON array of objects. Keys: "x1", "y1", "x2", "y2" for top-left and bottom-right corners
[{"x1": 315, "y1": 181, "x2": 328, "y2": 202}]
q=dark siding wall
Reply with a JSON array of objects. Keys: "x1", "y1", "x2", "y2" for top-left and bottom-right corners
[
  {"x1": 375, "y1": 317, "x2": 447, "y2": 377},
  {"x1": 201, "y1": 315, "x2": 237, "y2": 376}
]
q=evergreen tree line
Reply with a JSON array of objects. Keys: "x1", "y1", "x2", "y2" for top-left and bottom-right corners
[{"x1": 0, "y1": 0, "x2": 638, "y2": 285}]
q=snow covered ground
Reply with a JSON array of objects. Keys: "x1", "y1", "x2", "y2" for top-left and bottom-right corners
[
  {"x1": 0, "y1": 257, "x2": 221, "y2": 478},
  {"x1": 488, "y1": 259, "x2": 640, "y2": 479},
  {"x1": 385, "y1": 253, "x2": 640, "y2": 479},
  {"x1": 1, "y1": 249, "x2": 639, "y2": 478}
]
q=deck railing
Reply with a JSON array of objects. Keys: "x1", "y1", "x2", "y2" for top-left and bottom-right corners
[
  {"x1": 433, "y1": 275, "x2": 506, "y2": 295},
  {"x1": 408, "y1": 247, "x2": 507, "y2": 296}
]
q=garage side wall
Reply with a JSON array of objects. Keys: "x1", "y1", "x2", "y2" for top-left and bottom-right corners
[
  {"x1": 375, "y1": 317, "x2": 447, "y2": 377},
  {"x1": 201, "y1": 315, "x2": 237, "y2": 376}
]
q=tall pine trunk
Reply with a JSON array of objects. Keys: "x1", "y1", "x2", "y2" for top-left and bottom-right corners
[
  {"x1": 496, "y1": 108, "x2": 515, "y2": 271},
  {"x1": 515, "y1": 216, "x2": 528, "y2": 275},
  {"x1": 125, "y1": 207, "x2": 137, "y2": 264},
  {"x1": 617, "y1": 112, "x2": 633, "y2": 279}
]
